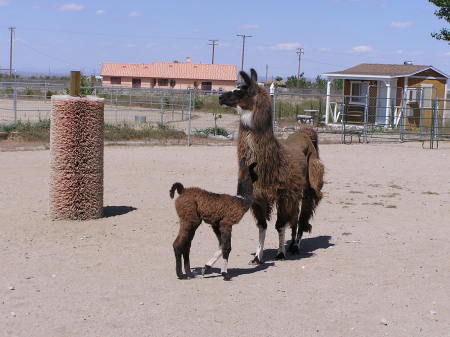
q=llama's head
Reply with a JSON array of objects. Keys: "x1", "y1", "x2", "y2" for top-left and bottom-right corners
[
  {"x1": 237, "y1": 159, "x2": 257, "y2": 205},
  {"x1": 219, "y1": 69, "x2": 272, "y2": 132}
]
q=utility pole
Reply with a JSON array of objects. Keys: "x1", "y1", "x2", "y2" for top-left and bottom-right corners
[
  {"x1": 208, "y1": 39, "x2": 218, "y2": 64},
  {"x1": 296, "y1": 47, "x2": 304, "y2": 87},
  {"x1": 9, "y1": 27, "x2": 16, "y2": 78},
  {"x1": 265, "y1": 64, "x2": 268, "y2": 83},
  {"x1": 236, "y1": 34, "x2": 252, "y2": 72}
]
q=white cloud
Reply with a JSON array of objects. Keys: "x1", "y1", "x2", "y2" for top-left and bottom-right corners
[
  {"x1": 351, "y1": 45, "x2": 373, "y2": 52},
  {"x1": 318, "y1": 47, "x2": 330, "y2": 52},
  {"x1": 271, "y1": 42, "x2": 301, "y2": 51},
  {"x1": 57, "y1": 3, "x2": 84, "y2": 11},
  {"x1": 129, "y1": 11, "x2": 142, "y2": 17},
  {"x1": 390, "y1": 21, "x2": 413, "y2": 29},
  {"x1": 96, "y1": 9, "x2": 105, "y2": 15},
  {"x1": 0, "y1": 0, "x2": 10, "y2": 6},
  {"x1": 239, "y1": 24, "x2": 259, "y2": 30}
]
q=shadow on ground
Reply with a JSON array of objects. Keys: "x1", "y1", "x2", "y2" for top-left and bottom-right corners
[
  {"x1": 192, "y1": 262, "x2": 276, "y2": 280},
  {"x1": 265, "y1": 235, "x2": 334, "y2": 261},
  {"x1": 103, "y1": 206, "x2": 137, "y2": 218}
]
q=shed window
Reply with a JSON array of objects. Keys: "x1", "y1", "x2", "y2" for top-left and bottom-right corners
[
  {"x1": 158, "y1": 78, "x2": 169, "y2": 86},
  {"x1": 350, "y1": 81, "x2": 368, "y2": 104},
  {"x1": 111, "y1": 77, "x2": 121, "y2": 85}
]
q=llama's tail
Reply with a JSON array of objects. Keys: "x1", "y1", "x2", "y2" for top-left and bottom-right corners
[
  {"x1": 306, "y1": 151, "x2": 324, "y2": 205},
  {"x1": 170, "y1": 183, "x2": 184, "y2": 199}
]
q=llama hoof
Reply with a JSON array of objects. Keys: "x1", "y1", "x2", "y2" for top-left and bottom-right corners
[
  {"x1": 202, "y1": 265, "x2": 212, "y2": 276},
  {"x1": 221, "y1": 272, "x2": 231, "y2": 281},
  {"x1": 186, "y1": 272, "x2": 195, "y2": 279},
  {"x1": 177, "y1": 274, "x2": 187, "y2": 280},
  {"x1": 275, "y1": 252, "x2": 286, "y2": 260},
  {"x1": 249, "y1": 256, "x2": 262, "y2": 265},
  {"x1": 287, "y1": 244, "x2": 300, "y2": 255}
]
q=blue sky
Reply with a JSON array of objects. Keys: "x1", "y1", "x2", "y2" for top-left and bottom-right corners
[{"x1": 0, "y1": 0, "x2": 448, "y2": 79}]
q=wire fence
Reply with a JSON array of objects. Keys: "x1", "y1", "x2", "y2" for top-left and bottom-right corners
[{"x1": 1, "y1": 82, "x2": 449, "y2": 148}]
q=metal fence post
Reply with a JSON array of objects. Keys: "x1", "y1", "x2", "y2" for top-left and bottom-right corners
[
  {"x1": 272, "y1": 88, "x2": 277, "y2": 131},
  {"x1": 363, "y1": 91, "x2": 369, "y2": 143},
  {"x1": 13, "y1": 87, "x2": 17, "y2": 123},
  {"x1": 187, "y1": 90, "x2": 192, "y2": 146}
]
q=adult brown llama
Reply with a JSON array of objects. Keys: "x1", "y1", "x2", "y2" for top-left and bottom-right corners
[{"x1": 219, "y1": 69, "x2": 324, "y2": 263}]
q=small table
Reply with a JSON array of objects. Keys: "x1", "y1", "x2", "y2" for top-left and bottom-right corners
[{"x1": 297, "y1": 114, "x2": 314, "y2": 124}]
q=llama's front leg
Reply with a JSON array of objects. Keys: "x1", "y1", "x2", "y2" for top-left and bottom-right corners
[
  {"x1": 202, "y1": 224, "x2": 222, "y2": 276},
  {"x1": 220, "y1": 226, "x2": 232, "y2": 281},
  {"x1": 250, "y1": 202, "x2": 268, "y2": 265},
  {"x1": 275, "y1": 220, "x2": 287, "y2": 260},
  {"x1": 202, "y1": 249, "x2": 222, "y2": 276}
]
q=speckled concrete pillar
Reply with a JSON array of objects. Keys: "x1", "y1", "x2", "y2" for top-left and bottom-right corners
[{"x1": 49, "y1": 95, "x2": 105, "y2": 220}]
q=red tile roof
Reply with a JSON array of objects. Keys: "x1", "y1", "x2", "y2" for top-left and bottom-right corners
[{"x1": 100, "y1": 62, "x2": 237, "y2": 81}]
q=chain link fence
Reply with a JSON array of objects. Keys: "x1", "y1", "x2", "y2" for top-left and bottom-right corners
[{"x1": 1, "y1": 82, "x2": 449, "y2": 148}]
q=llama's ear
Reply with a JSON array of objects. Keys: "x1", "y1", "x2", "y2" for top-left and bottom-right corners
[
  {"x1": 240, "y1": 71, "x2": 252, "y2": 86},
  {"x1": 250, "y1": 69, "x2": 258, "y2": 82}
]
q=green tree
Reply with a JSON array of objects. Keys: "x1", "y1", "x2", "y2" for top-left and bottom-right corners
[
  {"x1": 274, "y1": 76, "x2": 283, "y2": 82},
  {"x1": 429, "y1": 0, "x2": 450, "y2": 41},
  {"x1": 315, "y1": 75, "x2": 327, "y2": 89}
]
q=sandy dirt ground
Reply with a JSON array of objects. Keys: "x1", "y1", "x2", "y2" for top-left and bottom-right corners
[{"x1": 1, "y1": 143, "x2": 449, "y2": 337}]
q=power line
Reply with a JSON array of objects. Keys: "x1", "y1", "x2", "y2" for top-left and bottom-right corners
[
  {"x1": 208, "y1": 39, "x2": 218, "y2": 64},
  {"x1": 236, "y1": 34, "x2": 252, "y2": 72}
]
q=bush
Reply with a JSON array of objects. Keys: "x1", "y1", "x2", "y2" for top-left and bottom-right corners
[{"x1": 194, "y1": 127, "x2": 229, "y2": 137}]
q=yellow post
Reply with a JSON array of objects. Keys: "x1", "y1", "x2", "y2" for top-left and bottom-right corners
[{"x1": 69, "y1": 71, "x2": 81, "y2": 97}]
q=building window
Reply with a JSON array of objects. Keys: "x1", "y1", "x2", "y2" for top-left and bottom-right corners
[
  {"x1": 158, "y1": 78, "x2": 169, "y2": 86},
  {"x1": 132, "y1": 78, "x2": 141, "y2": 88},
  {"x1": 111, "y1": 77, "x2": 121, "y2": 85},
  {"x1": 350, "y1": 81, "x2": 368, "y2": 104},
  {"x1": 201, "y1": 81, "x2": 212, "y2": 91},
  {"x1": 170, "y1": 79, "x2": 176, "y2": 87}
]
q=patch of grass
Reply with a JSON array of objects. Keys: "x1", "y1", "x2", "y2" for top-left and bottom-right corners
[
  {"x1": 349, "y1": 190, "x2": 363, "y2": 194},
  {"x1": 1, "y1": 120, "x2": 50, "y2": 142},
  {"x1": 371, "y1": 202, "x2": 384, "y2": 206},
  {"x1": 104, "y1": 123, "x2": 185, "y2": 141},
  {"x1": 389, "y1": 184, "x2": 403, "y2": 190},
  {"x1": 421, "y1": 191, "x2": 439, "y2": 195},
  {"x1": 1, "y1": 121, "x2": 185, "y2": 143},
  {"x1": 385, "y1": 205, "x2": 397, "y2": 209},
  {"x1": 368, "y1": 183, "x2": 381, "y2": 188}
]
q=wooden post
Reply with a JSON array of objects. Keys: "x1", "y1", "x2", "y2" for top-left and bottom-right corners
[{"x1": 70, "y1": 71, "x2": 81, "y2": 97}]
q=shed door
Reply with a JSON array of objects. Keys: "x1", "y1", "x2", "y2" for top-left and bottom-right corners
[{"x1": 376, "y1": 81, "x2": 387, "y2": 125}]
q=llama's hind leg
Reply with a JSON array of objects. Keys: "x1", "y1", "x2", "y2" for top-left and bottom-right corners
[
  {"x1": 287, "y1": 220, "x2": 300, "y2": 255},
  {"x1": 275, "y1": 200, "x2": 299, "y2": 260},
  {"x1": 183, "y1": 222, "x2": 200, "y2": 278},
  {"x1": 296, "y1": 188, "x2": 320, "y2": 250}
]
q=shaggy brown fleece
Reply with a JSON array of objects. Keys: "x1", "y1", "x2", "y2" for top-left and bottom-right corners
[
  {"x1": 170, "y1": 162, "x2": 257, "y2": 280},
  {"x1": 220, "y1": 69, "x2": 324, "y2": 262}
]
